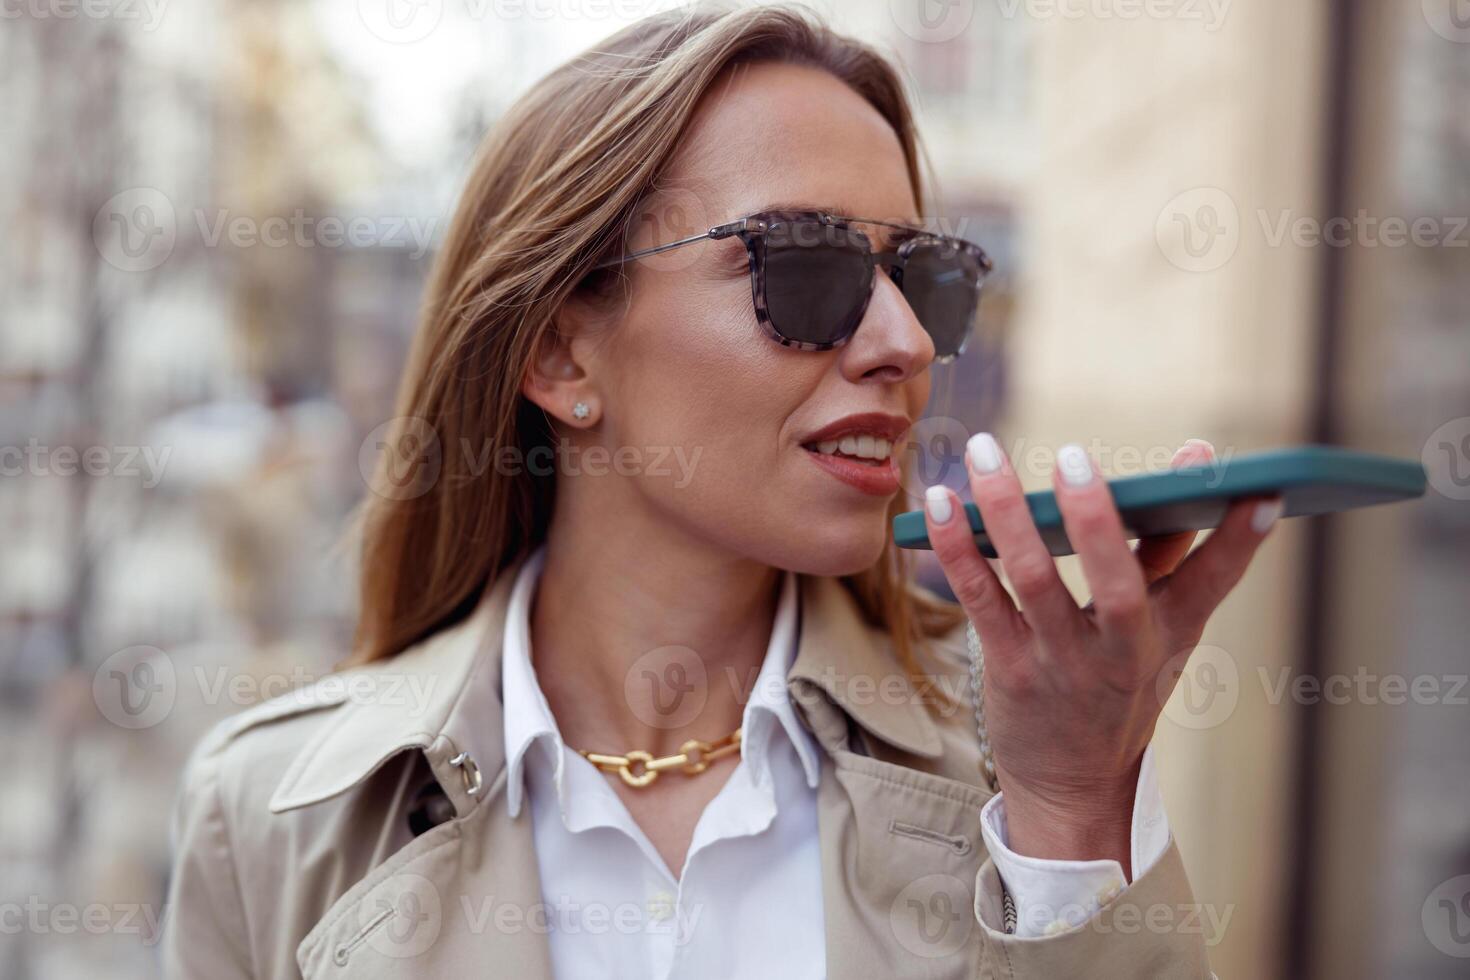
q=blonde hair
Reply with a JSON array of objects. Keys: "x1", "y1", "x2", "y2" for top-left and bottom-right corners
[{"x1": 348, "y1": 3, "x2": 966, "y2": 692}]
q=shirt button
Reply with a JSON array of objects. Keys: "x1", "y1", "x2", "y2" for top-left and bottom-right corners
[
  {"x1": 647, "y1": 890, "x2": 675, "y2": 922},
  {"x1": 1096, "y1": 884, "x2": 1123, "y2": 906}
]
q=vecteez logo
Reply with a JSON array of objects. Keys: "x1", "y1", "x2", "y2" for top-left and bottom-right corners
[
  {"x1": 93, "y1": 188, "x2": 177, "y2": 272},
  {"x1": 1423, "y1": 417, "x2": 1470, "y2": 501},
  {"x1": 357, "y1": 0, "x2": 444, "y2": 43},
  {"x1": 1158, "y1": 644, "x2": 1239, "y2": 730},
  {"x1": 0, "y1": 0, "x2": 170, "y2": 31},
  {"x1": 1155, "y1": 187, "x2": 1241, "y2": 273},
  {"x1": 359, "y1": 417, "x2": 444, "y2": 501},
  {"x1": 1423, "y1": 0, "x2": 1470, "y2": 44},
  {"x1": 93, "y1": 645, "x2": 177, "y2": 729},
  {"x1": 889, "y1": 0, "x2": 975, "y2": 44}
]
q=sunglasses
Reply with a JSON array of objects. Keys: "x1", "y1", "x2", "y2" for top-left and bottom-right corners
[{"x1": 594, "y1": 209, "x2": 993, "y2": 363}]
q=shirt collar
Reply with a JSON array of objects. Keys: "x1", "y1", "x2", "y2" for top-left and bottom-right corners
[
  {"x1": 502, "y1": 546, "x2": 821, "y2": 819},
  {"x1": 739, "y1": 564, "x2": 822, "y2": 790},
  {"x1": 501, "y1": 546, "x2": 560, "y2": 819}
]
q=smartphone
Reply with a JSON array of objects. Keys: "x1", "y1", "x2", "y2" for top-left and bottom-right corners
[{"x1": 892, "y1": 445, "x2": 1427, "y2": 557}]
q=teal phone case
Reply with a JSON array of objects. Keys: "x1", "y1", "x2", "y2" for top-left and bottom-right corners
[{"x1": 892, "y1": 445, "x2": 1427, "y2": 556}]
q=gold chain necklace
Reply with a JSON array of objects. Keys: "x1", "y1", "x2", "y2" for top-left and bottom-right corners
[{"x1": 579, "y1": 727, "x2": 742, "y2": 788}]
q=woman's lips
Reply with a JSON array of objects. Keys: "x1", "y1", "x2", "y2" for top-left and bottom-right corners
[{"x1": 802, "y1": 445, "x2": 901, "y2": 496}]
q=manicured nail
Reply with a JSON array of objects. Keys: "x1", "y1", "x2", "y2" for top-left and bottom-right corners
[
  {"x1": 1056, "y1": 443, "x2": 1094, "y2": 487},
  {"x1": 1173, "y1": 438, "x2": 1214, "y2": 461},
  {"x1": 925, "y1": 485, "x2": 953, "y2": 524},
  {"x1": 1252, "y1": 499, "x2": 1284, "y2": 533},
  {"x1": 967, "y1": 432, "x2": 1003, "y2": 475}
]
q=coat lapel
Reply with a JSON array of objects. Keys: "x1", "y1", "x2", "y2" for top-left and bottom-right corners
[
  {"x1": 791, "y1": 574, "x2": 993, "y2": 978},
  {"x1": 787, "y1": 573, "x2": 946, "y2": 759}
]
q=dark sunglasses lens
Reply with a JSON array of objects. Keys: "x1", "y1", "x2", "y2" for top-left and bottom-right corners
[
  {"x1": 901, "y1": 242, "x2": 984, "y2": 357},
  {"x1": 760, "y1": 220, "x2": 871, "y2": 348}
]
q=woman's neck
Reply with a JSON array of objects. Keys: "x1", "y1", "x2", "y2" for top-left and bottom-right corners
[{"x1": 530, "y1": 493, "x2": 783, "y2": 758}]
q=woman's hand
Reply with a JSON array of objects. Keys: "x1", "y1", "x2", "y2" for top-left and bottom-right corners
[{"x1": 923, "y1": 436, "x2": 1280, "y2": 877}]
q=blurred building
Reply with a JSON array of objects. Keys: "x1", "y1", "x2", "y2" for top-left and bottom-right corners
[
  {"x1": 0, "y1": 3, "x2": 411, "y2": 976},
  {"x1": 1008, "y1": 3, "x2": 1470, "y2": 978}
]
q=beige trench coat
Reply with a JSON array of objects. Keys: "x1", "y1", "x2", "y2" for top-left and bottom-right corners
[{"x1": 161, "y1": 554, "x2": 1215, "y2": 978}]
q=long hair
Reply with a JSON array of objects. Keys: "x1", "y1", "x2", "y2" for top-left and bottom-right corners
[{"x1": 346, "y1": 3, "x2": 967, "y2": 695}]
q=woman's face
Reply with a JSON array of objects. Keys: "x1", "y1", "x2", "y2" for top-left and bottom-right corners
[{"x1": 571, "y1": 61, "x2": 935, "y2": 576}]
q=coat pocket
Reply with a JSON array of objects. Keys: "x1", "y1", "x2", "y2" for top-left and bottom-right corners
[
  {"x1": 295, "y1": 818, "x2": 464, "y2": 979},
  {"x1": 889, "y1": 818, "x2": 974, "y2": 857}
]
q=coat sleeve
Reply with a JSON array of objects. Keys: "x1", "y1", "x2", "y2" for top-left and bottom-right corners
[
  {"x1": 160, "y1": 743, "x2": 256, "y2": 980},
  {"x1": 973, "y1": 838, "x2": 1215, "y2": 979}
]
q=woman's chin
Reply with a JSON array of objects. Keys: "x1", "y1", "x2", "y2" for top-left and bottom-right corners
[{"x1": 771, "y1": 520, "x2": 891, "y2": 578}]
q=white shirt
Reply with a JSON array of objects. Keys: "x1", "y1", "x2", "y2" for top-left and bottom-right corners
[
  {"x1": 502, "y1": 547, "x2": 826, "y2": 979},
  {"x1": 501, "y1": 546, "x2": 1172, "y2": 975}
]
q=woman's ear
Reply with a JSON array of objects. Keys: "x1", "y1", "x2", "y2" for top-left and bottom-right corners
[{"x1": 521, "y1": 299, "x2": 604, "y2": 428}]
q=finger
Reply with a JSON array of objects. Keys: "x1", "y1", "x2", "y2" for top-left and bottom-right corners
[
  {"x1": 965, "y1": 433, "x2": 1082, "y2": 644},
  {"x1": 1054, "y1": 444, "x2": 1150, "y2": 637},
  {"x1": 1156, "y1": 496, "x2": 1283, "y2": 637},
  {"x1": 923, "y1": 486, "x2": 1029, "y2": 658},
  {"x1": 1135, "y1": 439, "x2": 1215, "y2": 584}
]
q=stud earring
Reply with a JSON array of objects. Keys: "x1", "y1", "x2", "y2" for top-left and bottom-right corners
[{"x1": 572, "y1": 402, "x2": 591, "y2": 420}]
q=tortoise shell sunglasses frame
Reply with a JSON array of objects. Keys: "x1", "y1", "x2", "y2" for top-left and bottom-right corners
[{"x1": 593, "y1": 209, "x2": 994, "y2": 363}]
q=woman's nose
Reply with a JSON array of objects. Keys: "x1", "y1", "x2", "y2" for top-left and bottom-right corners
[{"x1": 836, "y1": 271, "x2": 935, "y2": 384}]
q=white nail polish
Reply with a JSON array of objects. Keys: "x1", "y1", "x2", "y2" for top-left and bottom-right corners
[
  {"x1": 967, "y1": 432, "x2": 1002, "y2": 475},
  {"x1": 1056, "y1": 443, "x2": 1094, "y2": 487},
  {"x1": 1173, "y1": 438, "x2": 1213, "y2": 462},
  {"x1": 1252, "y1": 499, "x2": 1284, "y2": 533},
  {"x1": 925, "y1": 485, "x2": 953, "y2": 524}
]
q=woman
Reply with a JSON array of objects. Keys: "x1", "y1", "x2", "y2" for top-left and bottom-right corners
[{"x1": 163, "y1": 6, "x2": 1276, "y2": 978}]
